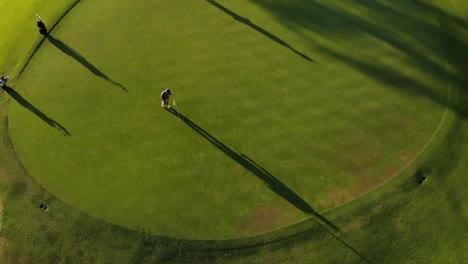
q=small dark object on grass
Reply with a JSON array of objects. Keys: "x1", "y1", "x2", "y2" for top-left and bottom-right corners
[
  {"x1": 418, "y1": 176, "x2": 427, "y2": 184},
  {"x1": 415, "y1": 167, "x2": 430, "y2": 185},
  {"x1": 39, "y1": 203, "x2": 48, "y2": 210}
]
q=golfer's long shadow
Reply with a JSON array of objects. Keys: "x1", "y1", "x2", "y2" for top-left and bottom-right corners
[
  {"x1": 2, "y1": 86, "x2": 70, "y2": 136},
  {"x1": 168, "y1": 108, "x2": 373, "y2": 262},
  {"x1": 47, "y1": 35, "x2": 128, "y2": 92},
  {"x1": 167, "y1": 108, "x2": 336, "y2": 230},
  {"x1": 206, "y1": 0, "x2": 314, "y2": 62}
]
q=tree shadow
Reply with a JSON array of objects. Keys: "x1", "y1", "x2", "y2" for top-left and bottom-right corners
[
  {"x1": 341, "y1": 1, "x2": 468, "y2": 119},
  {"x1": 47, "y1": 35, "x2": 128, "y2": 92},
  {"x1": 317, "y1": 45, "x2": 461, "y2": 115},
  {"x1": 2, "y1": 86, "x2": 70, "y2": 136},
  {"x1": 247, "y1": 0, "x2": 468, "y2": 119},
  {"x1": 206, "y1": 0, "x2": 314, "y2": 62},
  {"x1": 436, "y1": 8, "x2": 468, "y2": 118},
  {"x1": 166, "y1": 108, "x2": 372, "y2": 262}
]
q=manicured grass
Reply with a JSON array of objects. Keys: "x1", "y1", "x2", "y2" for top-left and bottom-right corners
[
  {"x1": 0, "y1": 0, "x2": 466, "y2": 263},
  {"x1": 8, "y1": 0, "x2": 447, "y2": 239},
  {"x1": 0, "y1": 0, "x2": 78, "y2": 77}
]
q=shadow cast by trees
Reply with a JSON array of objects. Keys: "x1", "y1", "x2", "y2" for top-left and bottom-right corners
[
  {"x1": 47, "y1": 35, "x2": 128, "y2": 92},
  {"x1": 2, "y1": 86, "x2": 70, "y2": 136},
  {"x1": 206, "y1": 0, "x2": 314, "y2": 62},
  {"x1": 247, "y1": 0, "x2": 468, "y2": 119}
]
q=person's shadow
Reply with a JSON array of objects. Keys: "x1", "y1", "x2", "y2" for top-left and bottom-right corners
[
  {"x1": 166, "y1": 107, "x2": 336, "y2": 229},
  {"x1": 2, "y1": 86, "x2": 70, "y2": 136},
  {"x1": 206, "y1": 0, "x2": 314, "y2": 62},
  {"x1": 166, "y1": 107, "x2": 374, "y2": 263},
  {"x1": 47, "y1": 35, "x2": 128, "y2": 92}
]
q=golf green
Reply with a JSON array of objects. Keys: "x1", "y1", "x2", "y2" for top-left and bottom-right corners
[{"x1": 8, "y1": 0, "x2": 449, "y2": 239}]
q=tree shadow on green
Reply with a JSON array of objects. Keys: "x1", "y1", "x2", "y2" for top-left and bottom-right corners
[
  {"x1": 206, "y1": 0, "x2": 314, "y2": 62},
  {"x1": 2, "y1": 86, "x2": 70, "y2": 136},
  {"x1": 436, "y1": 9, "x2": 468, "y2": 118},
  {"x1": 47, "y1": 35, "x2": 128, "y2": 92},
  {"x1": 248, "y1": 0, "x2": 468, "y2": 119},
  {"x1": 166, "y1": 108, "x2": 373, "y2": 263}
]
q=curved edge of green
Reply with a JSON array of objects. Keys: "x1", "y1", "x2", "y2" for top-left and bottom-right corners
[{"x1": 3, "y1": 0, "x2": 452, "y2": 244}]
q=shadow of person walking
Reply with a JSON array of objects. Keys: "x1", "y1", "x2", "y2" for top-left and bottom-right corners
[
  {"x1": 166, "y1": 107, "x2": 373, "y2": 263},
  {"x1": 2, "y1": 86, "x2": 70, "y2": 136},
  {"x1": 47, "y1": 35, "x2": 128, "y2": 92},
  {"x1": 206, "y1": 0, "x2": 314, "y2": 62},
  {"x1": 166, "y1": 108, "x2": 335, "y2": 229}
]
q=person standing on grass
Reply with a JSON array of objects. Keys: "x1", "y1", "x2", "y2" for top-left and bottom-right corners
[
  {"x1": 161, "y1": 88, "x2": 172, "y2": 108},
  {"x1": 36, "y1": 14, "x2": 48, "y2": 35},
  {"x1": 0, "y1": 75, "x2": 10, "y2": 88}
]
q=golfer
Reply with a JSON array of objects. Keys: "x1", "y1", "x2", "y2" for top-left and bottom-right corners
[
  {"x1": 0, "y1": 75, "x2": 10, "y2": 88},
  {"x1": 36, "y1": 14, "x2": 48, "y2": 35},
  {"x1": 161, "y1": 88, "x2": 172, "y2": 108}
]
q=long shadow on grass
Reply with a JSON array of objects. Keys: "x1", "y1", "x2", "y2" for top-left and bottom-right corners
[
  {"x1": 167, "y1": 108, "x2": 373, "y2": 262},
  {"x1": 166, "y1": 108, "x2": 336, "y2": 227},
  {"x1": 47, "y1": 35, "x2": 128, "y2": 92},
  {"x1": 206, "y1": 0, "x2": 314, "y2": 62},
  {"x1": 2, "y1": 86, "x2": 70, "y2": 136}
]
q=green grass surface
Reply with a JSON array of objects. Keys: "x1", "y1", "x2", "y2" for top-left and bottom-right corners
[
  {"x1": 0, "y1": 0, "x2": 466, "y2": 263},
  {"x1": 0, "y1": 0, "x2": 78, "y2": 77},
  {"x1": 8, "y1": 0, "x2": 448, "y2": 239}
]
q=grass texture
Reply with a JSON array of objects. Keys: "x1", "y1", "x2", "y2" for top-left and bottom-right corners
[
  {"x1": 9, "y1": 0, "x2": 447, "y2": 239},
  {"x1": 0, "y1": 0, "x2": 466, "y2": 263}
]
